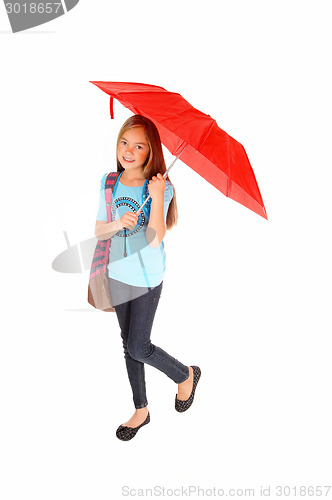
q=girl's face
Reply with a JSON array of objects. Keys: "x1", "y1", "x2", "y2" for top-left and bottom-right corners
[{"x1": 117, "y1": 127, "x2": 150, "y2": 173}]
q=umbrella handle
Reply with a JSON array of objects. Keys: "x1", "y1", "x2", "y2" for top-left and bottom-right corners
[
  {"x1": 123, "y1": 227, "x2": 127, "y2": 257},
  {"x1": 135, "y1": 144, "x2": 188, "y2": 214}
]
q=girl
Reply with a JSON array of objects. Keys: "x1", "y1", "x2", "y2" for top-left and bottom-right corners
[{"x1": 95, "y1": 115, "x2": 201, "y2": 441}]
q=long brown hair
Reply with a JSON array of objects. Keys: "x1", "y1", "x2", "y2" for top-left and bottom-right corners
[{"x1": 116, "y1": 115, "x2": 178, "y2": 230}]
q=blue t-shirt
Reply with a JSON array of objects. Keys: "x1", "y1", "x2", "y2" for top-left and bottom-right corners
[{"x1": 96, "y1": 171, "x2": 173, "y2": 287}]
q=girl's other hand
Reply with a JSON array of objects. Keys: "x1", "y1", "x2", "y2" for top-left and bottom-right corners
[
  {"x1": 148, "y1": 173, "x2": 165, "y2": 201},
  {"x1": 119, "y1": 210, "x2": 138, "y2": 229}
]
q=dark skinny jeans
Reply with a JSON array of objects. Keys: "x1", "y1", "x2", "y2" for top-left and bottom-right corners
[{"x1": 109, "y1": 278, "x2": 189, "y2": 409}]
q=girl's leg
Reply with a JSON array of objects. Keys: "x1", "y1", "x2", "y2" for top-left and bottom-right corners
[
  {"x1": 127, "y1": 281, "x2": 189, "y2": 384},
  {"x1": 116, "y1": 301, "x2": 149, "y2": 409},
  {"x1": 110, "y1": 278, "x2": 148, "y2": 409}
]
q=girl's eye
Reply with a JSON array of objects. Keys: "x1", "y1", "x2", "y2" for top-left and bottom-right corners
[
  {"x1": 121, "y1": 140, "x2": 127, "y2": 146},
  {"x1": 136, "y1": 145, "x2": 143, "y2": 150}
]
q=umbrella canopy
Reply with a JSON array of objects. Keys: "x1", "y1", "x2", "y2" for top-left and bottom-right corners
[{"x1": 90, "y1": 81, "x2": 267, "y2": 219}]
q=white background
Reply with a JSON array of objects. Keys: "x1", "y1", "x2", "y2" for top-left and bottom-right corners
[{"x1": 1, "y1": 1, "x2": 331, "y2": 498}]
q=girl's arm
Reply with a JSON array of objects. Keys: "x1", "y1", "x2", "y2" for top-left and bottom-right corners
[
  {"x1": 146, "y1": 173, "x2": 167, "y2": 248},
  {"x1": 95, "y1": 219, "x2": 122, "y2": 240},
  {"x1": 95, "y1": 210, "x2": 140, "y2": 240}
]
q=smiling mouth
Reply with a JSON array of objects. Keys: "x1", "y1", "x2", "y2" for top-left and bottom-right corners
[{"x1": 123, "y1": 157, "x2": 135, "y2": 162}]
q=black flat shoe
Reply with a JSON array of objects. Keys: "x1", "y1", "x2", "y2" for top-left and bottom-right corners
[
  {"x1": 175, "y1": 365, "x2": 201, "y2": 412},
  {"x1": 116, "y1": 412, "x2": 150, "y2": 441}
]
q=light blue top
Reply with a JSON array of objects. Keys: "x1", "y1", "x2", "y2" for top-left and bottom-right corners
[{"x1": 96, "y1": 171, "x2": 173, "y2": 287}]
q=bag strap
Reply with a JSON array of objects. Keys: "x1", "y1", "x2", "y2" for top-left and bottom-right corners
[{"x1": 105, "y1": 171, "x2": 121, "y2": 223}]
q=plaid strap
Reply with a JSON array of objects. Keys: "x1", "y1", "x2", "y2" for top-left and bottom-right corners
[
  {"x1": 89, "y1": 171, "x2": 120, "y2": 279},
  {"x1": 105, "y1": 171, "x2": 120, "y2": 222}
]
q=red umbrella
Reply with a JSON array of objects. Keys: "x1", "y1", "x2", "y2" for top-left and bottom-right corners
[{"x1": 90, "y1": 81, "x2": 267, "y2": 219}]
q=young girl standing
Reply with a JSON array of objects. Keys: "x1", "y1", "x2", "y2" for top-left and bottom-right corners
[{"x1": 95, "y1": 115, "x2": 201, "y2": 441}]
